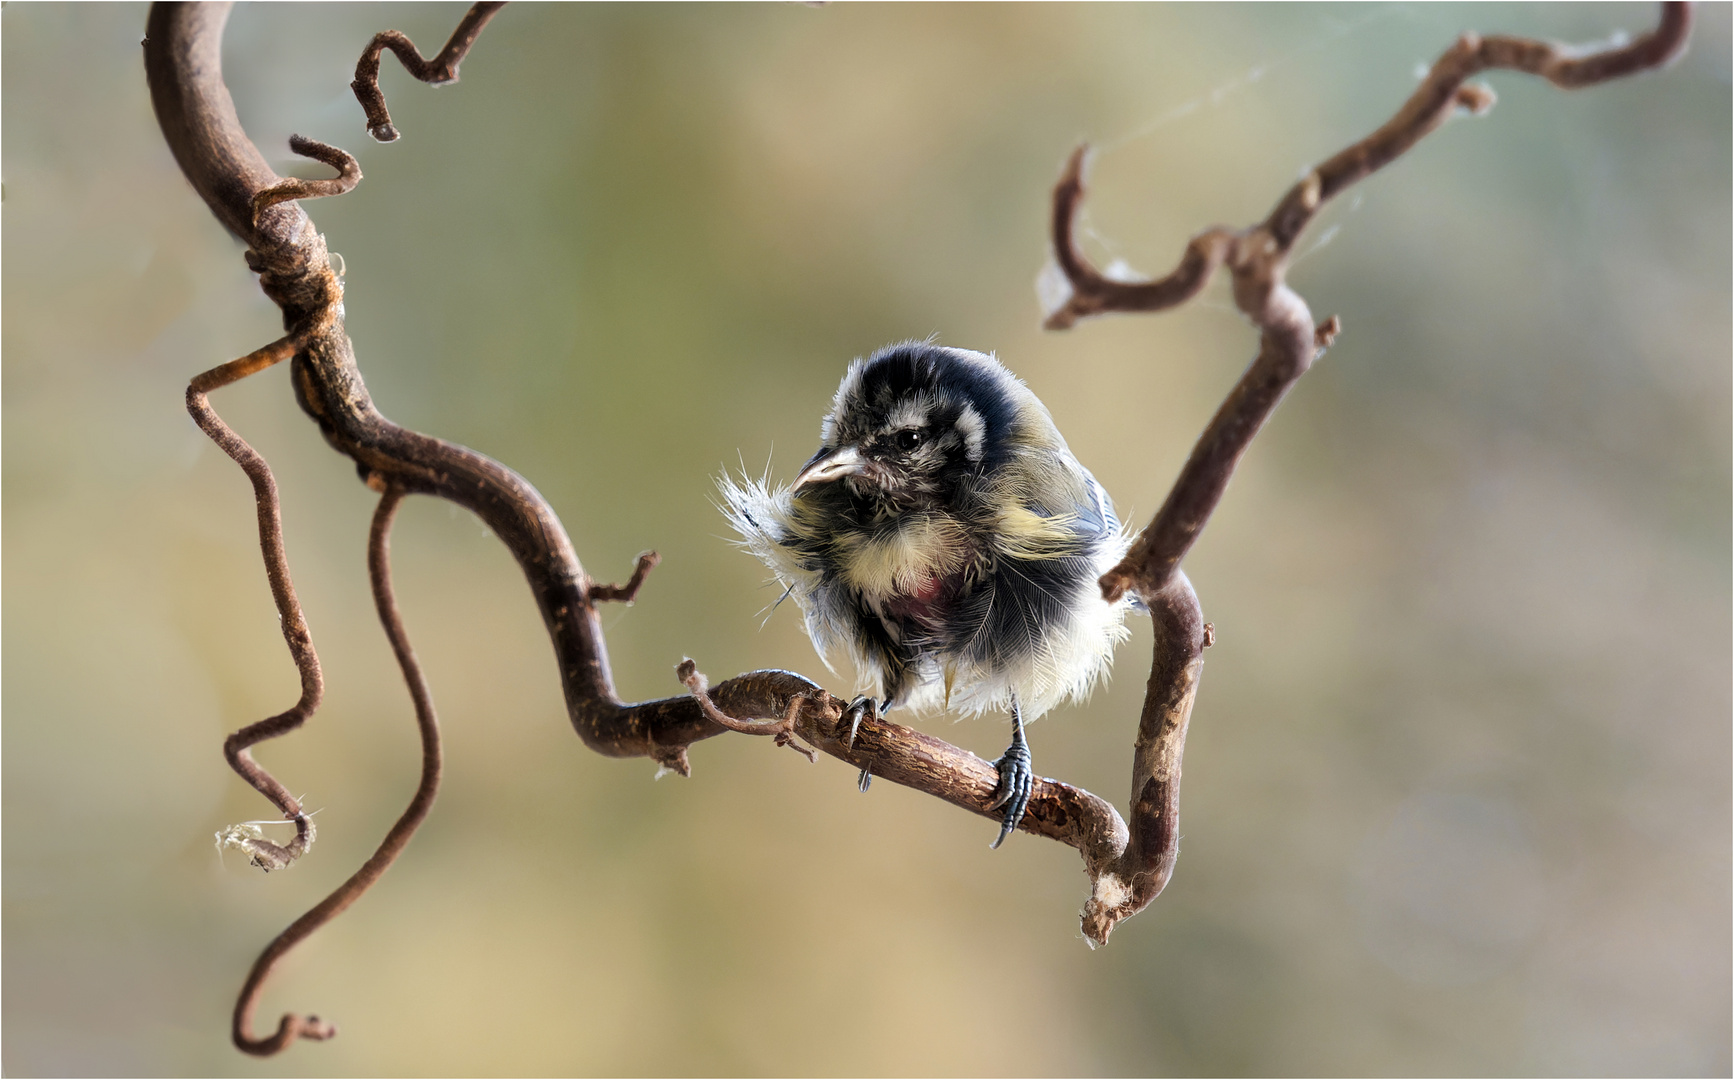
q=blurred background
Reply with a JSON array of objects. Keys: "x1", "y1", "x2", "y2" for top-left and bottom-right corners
[{"x1": 4, "y1": 3, "x2": 1729, "y2": 1075}]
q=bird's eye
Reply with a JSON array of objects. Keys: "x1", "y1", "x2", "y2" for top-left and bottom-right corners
[{"x1": 895, "y1": 429, "x2": 924, "y2": 452}]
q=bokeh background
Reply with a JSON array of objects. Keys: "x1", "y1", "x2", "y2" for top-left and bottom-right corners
[{"x1": 5, "y1": 3, "x2": 1729, "y2": 1075}]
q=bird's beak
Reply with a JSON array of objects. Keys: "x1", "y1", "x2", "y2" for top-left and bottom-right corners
[{"x1": 792, "y1": 445, "x2": 867, "y2": 492}]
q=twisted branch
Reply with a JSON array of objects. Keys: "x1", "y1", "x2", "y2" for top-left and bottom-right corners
[
  {"x1": 149, "y1": 3, "x2": 869, "y2": 1052},
  {"x1": 188, "y1": 336, "x2": 321, "y2": 873},
  {"x1": 1044, "y1": 3, "x2": 1692, "y2": 330},
  {"x1": 145, "y1": 0, "x2": 1694, "y2": 1054},
  {"x1": 252, "y1": 135, "x2": 361, "y2": 221},
  {"x1": 231, "y1": 489, "x2": 444, "y2": 1055},
  {"x1": 351, "y1": 1, "x2": 507, "y2": 142},
  {"x1": 588, "y1": 550, "x2": 661, "y2": 604},
  {"x1": 1041, "y1": 3, "x2": 1691, "y2": 941}
]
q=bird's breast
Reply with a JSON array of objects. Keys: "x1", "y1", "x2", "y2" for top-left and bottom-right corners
[
  {"x1": 879, "y1": 568, "x2": 956, "y2": 630},
  {"x1": 836, "y1": 514, "x2": 975, "y2": 626}
]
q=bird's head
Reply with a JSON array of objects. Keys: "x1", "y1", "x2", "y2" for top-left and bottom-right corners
[{"x1": 791, "y1": 342, "x2": 1048, "y2": 514}]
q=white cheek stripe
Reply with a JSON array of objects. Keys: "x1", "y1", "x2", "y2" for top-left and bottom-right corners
[{"x1": 955, "y1": 404, "x2": 985, "y2": 462}]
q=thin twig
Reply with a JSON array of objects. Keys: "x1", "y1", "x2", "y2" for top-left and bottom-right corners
[
  {"x1": 232, "y1": 488, "x2": 445, "y2": 1055},
  {"x1": 1264, "y1": 3, "x2": 1693, "y2": 252},
  {"x1": 588, "y1": 551, "x2": 661, "y2": 604},
  {"x1": 1045, "y1": 3, "x2": 1692, "y2": 329},
  {"x1": 252, "y1": 135, "x2": 362, "y2": 222},
  {"x1": 679, "y1": 660, "x2": 819, "y2": 762},
  {"x1": 188, "y1": 335, "x2": 321, "y2": 872},
  {"x1": 351, "y1": 2, "x2": 507, "y2": 142}
]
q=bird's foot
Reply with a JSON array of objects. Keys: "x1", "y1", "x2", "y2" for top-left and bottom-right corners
[
  {"x1": 844, "y1": 696, "x2": 880, "y2": 791},
  {"x1": 987, "y1": 729, "x2": 1033, "y2": 849}
]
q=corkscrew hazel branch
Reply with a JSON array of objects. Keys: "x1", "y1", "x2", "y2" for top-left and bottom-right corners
[
  {"x1": 251, "y1": 135, "x2": 361, "y2": 222},
  {"x1": 187, "y1": 336, "x2": 322, "y2": 873},
  {"x1": 680, "y1": 659, "x2": 821, "y2": 762},
  {"x1": 142, "y1": 2, "x2": 1696, "y2": 1053},
  {"x1": 1045, "y1": 4, "x2": 1691, "y2": 330},
  {"x1": 1045, "y1": 4, "x2": 1689, "y2": 944},
  {"x1": 589, "y1": 551, "x2": 661, "y2": 604},
  {"x1": 351, "y1": 2, "x2": 507, "y2": 142},
  {"x1": 231, "y1": 488, "x2": 445, "y2": 1055}
]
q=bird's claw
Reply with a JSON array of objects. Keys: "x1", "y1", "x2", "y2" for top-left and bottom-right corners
[
  {"x1": 844, "y1": 695, "x2": 879, "y2": 748},
  {"x1": 988, "y1": 737, "x2": 1033, "y2": 849},
  {"x1": 845, "y1": 696, "x2": 880, "y2": 791}
]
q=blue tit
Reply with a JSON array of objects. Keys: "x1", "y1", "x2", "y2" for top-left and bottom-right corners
[{"x1": 721, "y1": 341, "x2": 1135, "y2": 847}]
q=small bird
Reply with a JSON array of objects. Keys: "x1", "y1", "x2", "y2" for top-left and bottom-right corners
[{"x1": 722, "y1": 342, "x2": 1134, "y2": 846}]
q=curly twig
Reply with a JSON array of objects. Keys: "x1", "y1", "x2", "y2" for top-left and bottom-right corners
[
  {"x1": 1045, "y1": 3, "x2": 1692, "y2": 330},
  {"x1": 188, "y1": 336, "x2": 321, "y2": 872},
  {"x1": 232, "y1": 488, "x2": 445, "y2": 1055},
  {"x1": 147, "y1": 0, "x2": 883, "y2": 788},
  {"x1": 588, "y1": 550, "x2": 661, "y2": 604},
  {"x1": 679, "y1": 660, "x2": 820, "y2": 762},
  {"x1": 252, "y1": 135, "x2": 361, "y2": 222},
  {"x1": 351, "y1": 2, "x2": 507, "y2": 142},
  {"x1": 1040, "y1": 4, "x2": 1691, "y2": 944}
]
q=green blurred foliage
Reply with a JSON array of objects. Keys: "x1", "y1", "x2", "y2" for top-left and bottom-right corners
[{"x1": 4, "y1": 3, "x2": 1729, "y2": 1075}]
